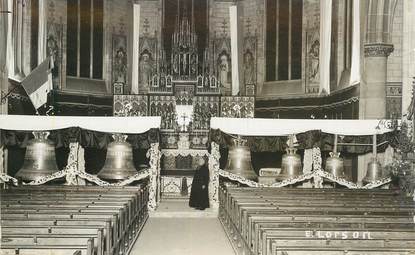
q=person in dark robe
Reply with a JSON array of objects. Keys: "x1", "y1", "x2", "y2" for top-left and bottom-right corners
[{"x1": 189, "y1": 158, "x2": 210, "y2": 210}]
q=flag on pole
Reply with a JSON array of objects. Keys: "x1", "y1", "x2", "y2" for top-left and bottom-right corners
[{"x1": 21, "y1": 56, "x2": 53, "y2": 110}]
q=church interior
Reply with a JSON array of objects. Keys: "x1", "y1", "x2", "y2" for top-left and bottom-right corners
[{"x1": 1, "y1": 0, "x2": 415, "y2": 254}]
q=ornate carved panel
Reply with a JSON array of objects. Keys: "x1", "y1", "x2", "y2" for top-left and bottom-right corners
[
  {"x1": 192, "y1": 96, "x2": 220, "y2": 130},
  {"x1": 149, "y1": 95, "x2": 176, "y2": 130},
  {"x1": 386, "y1": 83, "x2": 402, "y2": 118},
  {"x1": 161, "y1": 176, "x2": 193, "y2": 197},
  {"x1": 220, "y1": 96, "x2": 255, "y2": 118},
  {"x1": 113, "y1": 95, "x2": 148, "y2": 116}
]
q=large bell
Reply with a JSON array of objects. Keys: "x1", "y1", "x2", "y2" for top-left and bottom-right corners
[
  {"x1": 98, "y1": 134, "x2": 137, "y2": 181},
  {"x1": 15, "y1": 131, "x2": 60, "y2": 182},
  {"x1": 362, "y1": 158, "x2": 383, "y2": 184},
  {"x1": 278, "y1": 147, "x2": 303, "y2": 180},
  {"x1": 225, "y1": 136, "x2": 257, "y2": 181},
  {"x1": 278, "y1": 135, "x2": 302, "y2": 180},
  {"x1": 325, "y1": 152, "x2": 345, "y2": 178}
]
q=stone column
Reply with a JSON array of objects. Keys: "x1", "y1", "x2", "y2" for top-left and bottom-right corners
[
  {"x1": 358, "y1": 43, "x2": 393, "y2": 184},
  {"x1": 131, "y1": 4, "x2": 140, "y2": 94},
  {"x1": 229, "y1": 4, "x2": 243, "y2": 96},
  {"x1": 0, "y1": 0, "x2": 9, "y2": 175},
  {"x1": 402, "y1": 0, "x2": 415, "y2": 118},
  {"x1": 360, "y1": 43, "x2": 394, "y2": 119},
  {"x1": 38, "y1": 0, "x2": 47, "y2": 64}
]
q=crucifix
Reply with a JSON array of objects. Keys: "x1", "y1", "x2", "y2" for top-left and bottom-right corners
[{"x1": 180, "y1": 113, "x2": 188, "y2": 132}]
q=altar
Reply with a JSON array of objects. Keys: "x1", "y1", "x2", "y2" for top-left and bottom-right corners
[
  {"x1": 111, "y1": 5, "x2": 256, "y2": 198},
  {"x1": 160, "y1": 148, "x2": 209, "y2": 197}
]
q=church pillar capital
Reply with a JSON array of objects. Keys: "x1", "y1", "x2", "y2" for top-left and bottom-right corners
[{"x1": 364, "y1": 43, "x2": 394, "y2": 58}]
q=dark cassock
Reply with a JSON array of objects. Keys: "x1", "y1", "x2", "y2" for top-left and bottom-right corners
[{"x1": 189, "y1": 159, "x2": 210, "y2": 210}]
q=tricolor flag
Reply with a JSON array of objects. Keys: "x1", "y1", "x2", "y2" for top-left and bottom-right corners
[{"x1": 21, "y1": 56, "x2": 53, "y2": 110}]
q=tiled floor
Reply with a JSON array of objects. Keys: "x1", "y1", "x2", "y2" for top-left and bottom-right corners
[{"x1": 130, "y1": 200, "x2": 235, "y2": 255}]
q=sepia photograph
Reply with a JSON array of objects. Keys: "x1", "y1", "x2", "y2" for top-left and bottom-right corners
[{"x1": 0, "y1": 0, "x2": 415, "y2": 254}]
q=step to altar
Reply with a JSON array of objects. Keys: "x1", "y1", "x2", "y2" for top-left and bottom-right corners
[{"x1": 149, "y1": 199, "x2": 218, "y2": 218}]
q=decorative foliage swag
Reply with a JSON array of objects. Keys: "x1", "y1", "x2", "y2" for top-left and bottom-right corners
[
  {"x1": 0, "y1": 128, "x2": 160, "y2": 149},
  {"x1": 209, "y1": 128, "x2": 394, "y2": 154}
]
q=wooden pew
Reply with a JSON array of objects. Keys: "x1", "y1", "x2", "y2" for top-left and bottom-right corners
[
  {"x1": 219, "y1": 185, "x2": 415, "y2": 255},
  {"x1": 1, "y1": 231, "x2": 103, "y2": 255},
  {"x1": 1, "y1": 184, "x2": 150, "y2": 255}
]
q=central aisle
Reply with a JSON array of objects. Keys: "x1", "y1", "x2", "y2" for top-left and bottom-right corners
[{"x1": 130, "y1": 200, "x2": 235, "y2": 255}]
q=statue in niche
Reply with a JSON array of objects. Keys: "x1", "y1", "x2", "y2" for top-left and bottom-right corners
[
  {"x1": 173, "y1": 54, "x2": 179, "y2": 74},
  {"x1": 47, "y1": 35, "x2": 59, "y2": 88},
  {"x1": 182, "y1": 53, "x2": 188, "y2": 75},
  {"x1": 139, "y1": 50, "x2": 154, "y2": 88},
  {"x1": 204, "y1": 76, "x2": 209, "y2": 88},
  {"x1": 113, "y1": 46, "x2": 127, "y2": 84},
  {"x1": 243, "y1": 49, "x2": 255, "y2": 85},
  {"x1": 218, "y1": 51, "x2": 231, "y2": 90},
  {"x1": 190, "y1": 53, "x2": 197, "y2": 76},
  {"x1": 308, "y1": 39, "x2": 320, "y2": 82},
  {"x1": 160, "y1": 76, "x2": 166, "y2": 88}
]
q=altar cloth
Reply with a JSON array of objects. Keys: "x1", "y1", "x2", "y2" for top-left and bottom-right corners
[{"x1": 0, "y1": 115, "x2": 161, "y2": 134}]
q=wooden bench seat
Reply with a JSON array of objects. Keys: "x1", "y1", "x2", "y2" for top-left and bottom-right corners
[
  {"x1": 7, "y1": 185, "x2": 144, "y2": 192},
  {"x1": 237, "y1": 213, "x2": 414, "y2": 250},
  {"x1": 1, "y1": 185, "x2": 149, "y2": 255},
  {"x1": 219, "y1": 185, "x2": 415, "y2": 255},
  {"x1": 270, "y1": 247, "x2": 415, "y2": 255},
  {"x1": 1, "y1": 235, "x2": 98, "y2": 255},
  {"x1": 1, "y1": 247, "x2": 91, "y2": 255},
  {"x1": 268, "y1": 238, "x2": 415, "y2": 255},
  {"x1": 3, "y1": 225, "x2": 105, "y2": 235},
  {"x1": 258, "y1": 228, "x2": 415, "y2": 255}
]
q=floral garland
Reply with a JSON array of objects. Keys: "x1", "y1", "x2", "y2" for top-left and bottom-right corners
[
  {"x1": 147, "y1": 143, "x2": 161, "y2": 211},
  {"x1": 0, "y1": 173, "x2": 18, "y2": 186},
  {"x1": 216, "y1": 146, "x2": 392, "y2": 189},
  {"x1": 76, "y1": 171, "x2": 111, "y2": 186},
  {"x1": 65, "y1": 142, "x2": 82, "y2": 185},
  {"x1": 209, "y1": 142, "x2": 221, "y2": 208},
  {"x1": 3, "y1": 141, "x2": 156, "y2": 189},
  {"x1": 113, "y1": 169, "x2": 151, "y2": 186},
  {"x1": 218, "y1": 169, "x2": 316, "y2": 188},
  {"x1": 218, "y1": 168, "x2": 391, "y2": 189},
  {"x1": 218, "y1": 170, "x2": 259, "y2": 187},
  {"x1": 25, "y1": 169, "x2": 69, "y2": 186},
  {"x1": 312, "y1": 147, "x2": 324, "y2": 188}
]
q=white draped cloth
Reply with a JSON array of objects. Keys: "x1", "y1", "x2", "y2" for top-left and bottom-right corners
[
  {"x1": 0, "y1": 115, "x2": 161, "y2": 134},
  {"x1": 319, "y1": 0, "x2": 332, "y2": 94},
  {"x1": 350, "y1": 0, "x2": 361, "y2": 86},
  {"x1": 210, "y1": 117, "x2": 394, "y2": 136}
]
